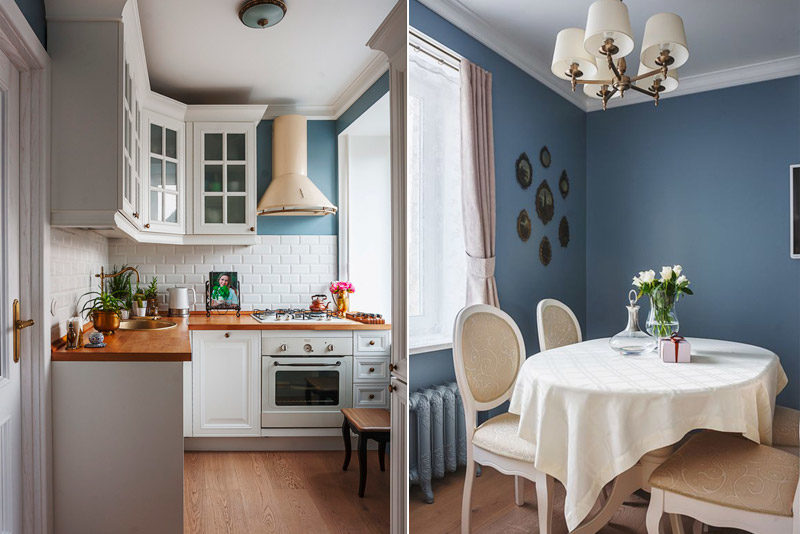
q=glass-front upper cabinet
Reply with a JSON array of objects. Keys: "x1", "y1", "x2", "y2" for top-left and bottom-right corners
[
  {"x1": 144, "y1": 113, "x2": 185, "y2": 233},
  {"x1": 121, "y1": 59, "x2": 143, "y2": 225},
  {"x1": 192, "y1": 122, "x2": 257, "y2": 234}
]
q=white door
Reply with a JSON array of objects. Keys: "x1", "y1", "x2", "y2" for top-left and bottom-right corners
[
  {"x1": 389, "y1": 377, "x2": 407, "y2": 534},
  {"x1": 192, "y1": 331, "x2": 260, "y2": 436},
  {"x1": 0, "y1": 46, "x2": 23, "y2": 533}
]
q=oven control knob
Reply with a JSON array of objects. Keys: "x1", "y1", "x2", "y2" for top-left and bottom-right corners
[
  {"x1": 303, "y1": 343, "x2": 313, "y2": 353},
  {"x1": 279, "y1": 344, "x2": 287, "y2": 352},
  {"x1": 326, "y1": 344, "x2": 334, "y2": 352}
]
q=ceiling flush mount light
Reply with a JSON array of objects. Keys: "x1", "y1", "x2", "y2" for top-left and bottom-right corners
[
  {"x1": 551, "y1": 0, "x2": 688, "y2": 110},
  {"x1": 239, "y1": 0, "x2": 287, "y2": 29}
]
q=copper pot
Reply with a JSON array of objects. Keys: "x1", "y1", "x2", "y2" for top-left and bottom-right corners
[
  {"x1": 310, "y1": 294, "x2": 329, "y2": 312},
  {"x1": 92, "y1": 310, "x2": 121, "y2": 335}
]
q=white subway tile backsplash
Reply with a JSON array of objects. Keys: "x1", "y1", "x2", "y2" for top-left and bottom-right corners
[{"x1": 107, "y1": 235, "x2": 337, "y2": 311}]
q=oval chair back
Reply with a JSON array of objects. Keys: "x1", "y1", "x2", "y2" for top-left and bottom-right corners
[
  {"x1": 453, "y1": 304, "x2": 526, "y2": 434},
  {"x1": 536, "y1": 298, "x2": 582, "y2": 352}
]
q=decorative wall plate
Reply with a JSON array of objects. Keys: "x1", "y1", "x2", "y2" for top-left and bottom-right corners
[
  {"x1": 516, "y1": 152, "x2": 532, "y2": 189},
  {"x1": 540, "y1": 146, "x2": 551, "y2": 168},
  {"x1": 517, "y1": 209, "x2": 531, "y2": 241},
  {"x1": 559, "y1": 216, "x2": 570, "y2": 247},
  {"x1": 559, "y1": 170, "x2": 569, "y2": 198},
  {"x1": 535, "y1": 180, "x2": 555, "y2": 225},
  {"x1": 539, "y1": 236, "x2": 552, "y2": 266}
]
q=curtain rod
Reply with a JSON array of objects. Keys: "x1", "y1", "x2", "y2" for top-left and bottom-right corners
[{"x1": 410, "y1": 29, "x2": 461, "y2": 71}]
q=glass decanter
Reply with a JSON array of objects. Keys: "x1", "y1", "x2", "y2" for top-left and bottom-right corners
[{"x1": 609, "y1": 290, "x2": 657, "y2": 355}]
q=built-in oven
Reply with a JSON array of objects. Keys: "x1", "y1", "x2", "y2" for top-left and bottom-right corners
[{"x1": 261, "y1": 331, "x2": 353, "y2": 429}]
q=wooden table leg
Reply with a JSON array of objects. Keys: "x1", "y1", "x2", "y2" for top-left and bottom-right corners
[
  {"x1": 342, "y1": 418, "x2": 352, "y2": 471},
  {"x1": 357, "y1": 434, "x2": 368, "y2": 498},
  {"x1": 378, "y1": 439, "x2": 386, "y2": 472}
]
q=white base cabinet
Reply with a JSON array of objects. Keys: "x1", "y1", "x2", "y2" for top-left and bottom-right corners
[{"x1": 192, "y1": 331, "x2": 261, "y2": 437}]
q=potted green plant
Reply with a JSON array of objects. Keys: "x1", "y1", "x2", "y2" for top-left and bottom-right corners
[
  {"x1": 132, "y1": 285, "x2": 146, "y2": 317},
  {"x1": 80, "y1": 281, "x2": 126, "y2": 335},
  {"x1": 143, "y1": 277, "x2": 159, "y2": 317},
  {"x1": 106, "y1": 264, "x2": 134, "y2": 319}
]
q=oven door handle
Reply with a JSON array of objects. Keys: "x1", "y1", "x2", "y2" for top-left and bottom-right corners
[{"x1": 272, "y1": 361, "x2": 342, "y2": 367}]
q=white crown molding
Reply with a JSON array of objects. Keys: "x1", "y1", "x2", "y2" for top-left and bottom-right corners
[
  {"x1": 419, "y1": 0, "x2": 800, "y2": 114},
  {"x1": 586, "y1": 54, "x2": 800, "y2": 112},
  {"x1": 417, "y1": 0, "x2": 588, "y2": 110}
]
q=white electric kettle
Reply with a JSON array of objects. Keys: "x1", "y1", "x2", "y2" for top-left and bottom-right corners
[{"x1": 167, "y1": 287, "x2": 196, "y2": 317}]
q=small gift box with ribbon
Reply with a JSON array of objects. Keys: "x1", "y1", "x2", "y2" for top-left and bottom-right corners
[{"x1": 659, "y1": 334, "x2": 691, "y2": 363}]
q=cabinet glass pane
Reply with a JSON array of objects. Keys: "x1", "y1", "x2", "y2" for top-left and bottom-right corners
[
  {"x1": 150, "y1": 191, "x2": 161, "y2": 221},
  {"x1": 164, "y1": 193, "x2": 178, "y2": 223},
  {"x1": 227, "y1": 196, "x2": 246, "y2": 224},
  {"x1": 150, "y1": 124, "x2": 162, "y2": 155},
  {"x1": 204, "y1": 196, "x2": 223, "y2": 224},
  {"x1": 204, "y1": 133, "x2": 223, "y2": 161},
  {"x1": 150, "y1": 158, "x2": 162, "y2": 187},
  {"x1": 165, "y1": 128, "x2": 177, "y2": 159},
  {"x1": 165, "y1": 161, "x2": 177, "y2": 190},
  {"x1": 204, "y1": 165, "x2": 223, "y2": 192},
  {"x1": 227, "y1": 165, "x2": 246, "y2": 192},
  {"x1": 227, "y1": 133, "x2": 245, "y2": 161}
]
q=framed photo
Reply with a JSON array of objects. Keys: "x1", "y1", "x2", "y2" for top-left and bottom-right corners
[
  {"x1": 791, "y1": 165, "x2": 800, "y2": 258},
  {"x1": 206, "y1": 271, "x2": 241, "y2": 316}
]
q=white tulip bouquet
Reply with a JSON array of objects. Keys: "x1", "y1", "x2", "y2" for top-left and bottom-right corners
[{"x1": 632, "y1": 265, "x2": 693, "y2": 338}]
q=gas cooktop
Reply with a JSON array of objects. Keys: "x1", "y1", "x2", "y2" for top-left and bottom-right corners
[{"x1": 250, "y1": 308, "x2": 346, "y2": 323}]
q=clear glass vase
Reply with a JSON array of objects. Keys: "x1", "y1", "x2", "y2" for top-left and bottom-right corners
[
  {"x1": 609, "y1": 290, "x2": 657, "y2": 354},
  {"x1": 646, "y1": 290, "x2": 679, "y2": 339}
]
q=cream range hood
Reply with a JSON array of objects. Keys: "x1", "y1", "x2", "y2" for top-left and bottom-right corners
[{"x1": 257, "y1": 115, "x2": 337, "y2": 216}]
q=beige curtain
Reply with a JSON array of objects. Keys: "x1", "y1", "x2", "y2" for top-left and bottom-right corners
[{"x1": 460, "y1": 60, "x2": 499, "y2": 307}]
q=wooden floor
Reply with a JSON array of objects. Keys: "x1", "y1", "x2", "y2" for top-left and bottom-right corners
[
  {"x1": 410, "y1": 466, "x2": 744, "y2": 534},
  {"x1": 184, "y1": 451, "x2": 389, "y2": 533}
]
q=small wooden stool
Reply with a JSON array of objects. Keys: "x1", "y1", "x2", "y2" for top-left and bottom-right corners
[{"x1": 341, "y1": 408, "x2": 390, "y2": 498}]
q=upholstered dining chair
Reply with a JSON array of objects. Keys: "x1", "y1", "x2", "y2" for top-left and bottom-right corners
[
  {"x1": 646, "y1": 428, "x2": 800, "y2": 534},
  {"x1": 536, "y1": 298, "x2": 582, "y2": 352},
  {"x1": 773, "y1": 405, "x2": 800, "y2": 455},
  {"x1": 453, "y1": 304, "x2": 555, "y2": 534}
]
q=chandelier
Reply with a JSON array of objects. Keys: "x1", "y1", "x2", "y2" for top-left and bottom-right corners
[{"x1": 551, "y1": 0, "x2": 688, "y2": 110}]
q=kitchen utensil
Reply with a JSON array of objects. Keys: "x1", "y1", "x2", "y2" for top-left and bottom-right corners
[
  {"x1": 168, "y1": 286, "x2": 196, "y2": 317},
  {"x1": 309, "y1": 294, "x2": 329, "y2": 312}
]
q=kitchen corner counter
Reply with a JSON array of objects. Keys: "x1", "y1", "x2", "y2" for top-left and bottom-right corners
[
  {"x1": 188, "y1": 314, "x2": 392, "y2": 330},
  {"x1": 51, "y1": 317, "x2": 192, "y2": 362}
]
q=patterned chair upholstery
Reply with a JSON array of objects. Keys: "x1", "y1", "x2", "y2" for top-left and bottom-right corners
[
  {"x1": 536, "y1": 299, "x2": 582, "y2": 352},
  {"x1": 773, "y1": 405, "x2": 800, "y2": 455}
]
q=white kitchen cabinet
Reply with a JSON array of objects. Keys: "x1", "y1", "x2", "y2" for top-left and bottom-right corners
[
  {"x1": 183, "y1": 361, "x2": 192, "y2": 437},
  {"x1": 192, "y1": 331, "x2": 261, "y2": 436},
  {"x1": 144, "y1": 110, "x2": 186, "y2": 234},
  {"x1": 192, "y1": 121, "x2": 258, "y2": 235}
]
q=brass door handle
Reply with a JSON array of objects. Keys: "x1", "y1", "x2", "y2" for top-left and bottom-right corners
[
  {"x1": 13, "y1": 299, "x2": 34, "y2": 363},
  {"x1": 388, "y1": 384, "x2": 395, "y2": 393}
]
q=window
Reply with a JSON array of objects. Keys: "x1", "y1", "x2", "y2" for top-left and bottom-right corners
[{"x1": 408, "y1": 32, "x2": 467, "y2": 353}]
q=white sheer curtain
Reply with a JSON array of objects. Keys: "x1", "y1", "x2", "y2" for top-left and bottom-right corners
[{"x1": 408, "y1": 39, "x2": 467, "y2": 351}]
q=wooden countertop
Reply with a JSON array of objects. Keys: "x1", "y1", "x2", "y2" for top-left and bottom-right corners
[
  {"x1": 52, "y1": 317, "x2": 192, "y2": 362},
  {"x1": 188, "y1": 314, "x2": 391, "y2": 331}
]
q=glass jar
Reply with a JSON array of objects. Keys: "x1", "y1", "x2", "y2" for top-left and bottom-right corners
[
  {"x1": 609, "y1": 290, "x2": 657, "y2": 354},
  {"x1": 646, "y1": 289, "x2": 679, "y2": 339}
]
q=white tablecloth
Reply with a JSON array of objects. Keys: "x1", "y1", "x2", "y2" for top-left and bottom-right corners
[{"x1": 508, "y1": 338, "x2": 788, "y2": 530}]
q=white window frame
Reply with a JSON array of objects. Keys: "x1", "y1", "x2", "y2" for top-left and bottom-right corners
[{"x1": 408, "y1": 30, "x2": 467, "y2": 355}]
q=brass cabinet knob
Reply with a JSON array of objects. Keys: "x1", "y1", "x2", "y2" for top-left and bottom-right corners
[
  {"x1": 368, "y1": 394, "x2": 375, "y2": 400},
  {"x1": 388, "y1": 363, "x2": 396, "y2": 372},
  {"x1": 368, "y1": 367, "x2": 375, "y2": 373},
  {"x1": 133, "y1": 212, "x2": 139, "y2": 218},
  {"x1": 224, "y1": 332, "x2": 230, "y2": 338},
  {"x1": 368, "y1": 340, "x2": 375, "y2": 346},
  {"x1": 250, "y1": 226, "x2": 255, "y2": 232},
  {"x1": 388, "y1": 384, "x2": 395, "y2": 393},
  {"x1": 144, "y1": 223, "x2": 150, "y2": 229}
]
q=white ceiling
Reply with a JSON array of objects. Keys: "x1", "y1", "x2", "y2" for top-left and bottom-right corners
[
  {"x1": 137, "y1": 0, "x2": 395, "y2": 116},
  {"x1": 418, "y1": 0, "x2": 800, "y2": 110}
]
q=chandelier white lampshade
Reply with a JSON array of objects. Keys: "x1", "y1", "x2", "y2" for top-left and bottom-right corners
[
  {"x1": 552, "y1": 28, "x2": 598, "y2": 80},
  {"x1": 640, "y1": 12, "x2": 689, "y2": 69},
  {"x1": 583, "y1": 60, "x2": 622, "y2": 99},
  {"x1": 583, "y1": 0, "x2": 634, "y2": 58},
  {"x1": 635, "y1": 62, "x2": 679, "y2": 93}
]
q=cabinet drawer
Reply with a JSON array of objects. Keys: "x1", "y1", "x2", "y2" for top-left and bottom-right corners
[
  {"x1": 354, "y1": 357, "x2": 390, "y2": 382},
  {"x1": 354, "y1": 331, "x2": 390, "y2": 355},
  {"x1": 353, "y1": 384, "x2": 389, "y2": 409}
]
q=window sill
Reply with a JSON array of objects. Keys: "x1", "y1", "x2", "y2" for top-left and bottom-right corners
[{"x1": 409, "y1": 340, "x2": 453, "y2": 355}]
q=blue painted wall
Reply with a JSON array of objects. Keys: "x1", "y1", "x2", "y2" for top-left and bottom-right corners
[
  {"x1": 14, "y1": 0, "x2": 45, "y2": 47},
  {"x1": 409, "y1": 0, "x2": 588, "y2": 393},
  {"x1": 256, "y1": 73, "x2": 389, "y2": 236},
  {"x1": 586, "y1": 78, "x2": 800, "y2": 408}
]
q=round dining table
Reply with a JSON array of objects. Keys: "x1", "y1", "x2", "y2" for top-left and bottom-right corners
[{"x1": 508, "y1": 337, "x2": 788, "y2": 533}]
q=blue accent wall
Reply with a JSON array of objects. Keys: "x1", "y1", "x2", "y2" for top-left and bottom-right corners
[
  {"x1": 410, "y1": 0, "x2": 588, "y2": 393},
  {"x1": 256, "y1": 120, "x2": 339, "y2": 235},
  {"x1": 14, "y1": 0, "x2": 45, "y2": 47},
  {"x1": 336, "y1": 71, "x2": 390, "y2": 135},
  {"x1": 587, "y1": 78, "x2": 800, "y2": 409}
]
